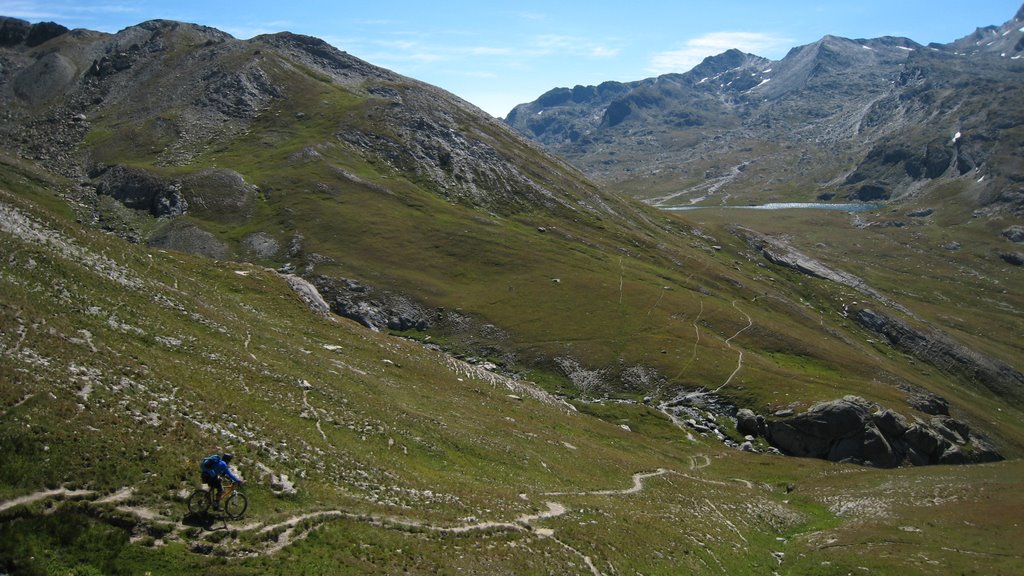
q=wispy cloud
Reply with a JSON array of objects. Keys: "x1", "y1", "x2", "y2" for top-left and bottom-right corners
[
  {"x1": 341, "y1": 30, "x2": 619, "y2": 71},
  {"x1": 531, "y1": 34, "x2": 619, "y2": 58},
  {"x1": 0, "y1": 0, "x2": 141, "y2": 21},
  {"x1": 648, "y1": 31, "x2": 791, "y2": 74}
]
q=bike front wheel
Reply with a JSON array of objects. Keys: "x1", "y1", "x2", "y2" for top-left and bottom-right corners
[
  {"x1": 187, "y1": 489, "x2": 211, "y2": 515},
  {"x1": 223, "y1": 491, "x2": 248, "y2": 519}
]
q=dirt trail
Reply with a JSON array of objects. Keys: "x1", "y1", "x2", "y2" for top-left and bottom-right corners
[
  {"x1": 0, "y1": 468, "x2": 676, "y2": 574},
  {"x1": 713, "y1": 300, "x2": 752, "y2": 393},
  {"x1": 299, "y1": 382, "x2": 328, "y2": 442},
  {"x1": 657, "y1": 404, "x2": 697, "y2": 442},
  {"x1": 543, "y1": 469, "x2": 670, "y2": 497},
  {"x1": 689, "y1": 454, "x2": 711, "y2": 470},
  {"x1": 0, "y1": 487, "x2": 95, "y2": 513}
]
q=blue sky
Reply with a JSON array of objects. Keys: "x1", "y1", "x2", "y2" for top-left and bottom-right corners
[{"x1": 2, "y1": 1, "x2": 1021, "y2": 117}]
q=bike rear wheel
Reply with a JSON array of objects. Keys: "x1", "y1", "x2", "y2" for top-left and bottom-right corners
[
  {"x1": 223, "y1": 491, "x2": 248, "y2": 519},
  {"x1": 187, "y1": 489, "x2": 211, "y2": 514}
]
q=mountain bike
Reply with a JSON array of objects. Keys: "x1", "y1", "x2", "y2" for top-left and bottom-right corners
[{"x1": 187, "y1": 480, "x2": 248, "y2": 519}]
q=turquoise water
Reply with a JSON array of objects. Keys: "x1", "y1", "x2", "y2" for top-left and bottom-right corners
[{"x1": 663, "y1": 202, "x2": 883, "y2": 212}]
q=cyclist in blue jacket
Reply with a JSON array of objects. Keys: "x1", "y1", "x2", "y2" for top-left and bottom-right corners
[{"x1": 200, "y1": 453, "x2": 243, "y2": 510}]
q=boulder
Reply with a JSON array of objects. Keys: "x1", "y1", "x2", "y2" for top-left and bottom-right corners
[
  {"x1": 999, "y1": 252, "x2": 1024, "y2": 266},
  {"x1": 862, "y1": 424, "x2": 899, "y2": 468},
  {"x1": 930, "y1": 416, "x2": 968, "y2": 444},
  {"x1": 179, "y1": 169, "x2": 257, "y2": 222},
  {"x1": 906, "y1": 392, "x2": 949, "y2": 416},
  {"x1": 827, "y1": 433, "x2": 865, "y2": 464},
  {"x1": 902, "y1": 424, "x2": 943, "y2": 464},
  {"x1": 764, "y1": 396, "x2": 1000, "y2": 468},
  {"x1": 94, "y1": 165, "x2": 187, "y2": 218},
  {"x1": 736, "y1": 408, "x2": 760, "y2": 436},
  {"x1": 872, "y1": 409, "x2": 909, "y2": 438},
  {"x1": 938, "y1": 444, "x2": 967, "y2": 465},
  {"x1": 766, "y1": 396, "x2": 875, "y2": 459},
  {"x1": 1002, "y1": 225, "x2": 1024, "y2": 243},
  {"x1": 313, "y1": 275, "x2": 430, "y2": 333}
]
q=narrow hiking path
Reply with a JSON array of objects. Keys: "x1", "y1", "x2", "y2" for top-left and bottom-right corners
[
  {"x1": 542, "y1": 469, "x2": 670, "y2": 497},
  {"x1": 0, "y1": 487, "x2": 95, "y2": 513},
  {"x1": 713, "y1": 300, "x2": 752, "y2": 393},
  {"x1": 0, "y1": 468, "x2": 675, "y2": 574}
]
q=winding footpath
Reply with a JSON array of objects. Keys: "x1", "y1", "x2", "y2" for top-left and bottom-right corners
[
  {"x1": 713, "y1": 300, "x2": 752, "y2": 393},
  {"x1": 0, "y1": 468, "x2": 678, "y2": 575}
]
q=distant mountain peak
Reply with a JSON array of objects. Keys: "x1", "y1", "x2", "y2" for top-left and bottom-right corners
[{"x1": 689, "y1": 48, "x2": 769, "y2": 80}]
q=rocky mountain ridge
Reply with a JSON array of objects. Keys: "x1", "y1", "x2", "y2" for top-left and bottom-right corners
[{"x1": 505, "y1": 6, "x2": 1024, "y2": 212}]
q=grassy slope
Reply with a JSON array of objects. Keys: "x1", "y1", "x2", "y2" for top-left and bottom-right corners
[
  {"x1": 2, "y1": 26, "x2": 1023, "y2": 572},
  {"x1": 680, "y1": 206, "x2": 1024, "y2": 450},
  {"x1": 78, "y1": 48, "x2": 1024, "y2": 431},
  {"x1": 3, "y1": 146, "x2": 1024, "y2": 574}
]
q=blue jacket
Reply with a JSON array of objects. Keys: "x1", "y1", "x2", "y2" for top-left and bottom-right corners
[{"x1": 202, "y1": 456, "x2": 241, "y2": 483}]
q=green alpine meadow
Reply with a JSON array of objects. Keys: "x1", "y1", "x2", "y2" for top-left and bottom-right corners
[{"x1": 1, "y1": 7, "x2": 1023, "y2": 575}]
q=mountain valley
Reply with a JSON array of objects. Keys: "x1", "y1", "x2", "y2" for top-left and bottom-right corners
[{"x1": 0, "y1": 8, "x2": 1023, "y2": 575}]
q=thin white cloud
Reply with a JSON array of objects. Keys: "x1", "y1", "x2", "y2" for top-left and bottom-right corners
[
  {"x1": 529, "y1": 34, "x2": 620, "y2": 58},
  {"x1": 590, "y1": 46, "x2": 620, "y2": 57},
  {"x1": 0, "y1": 1, "x2": 141, "y2": 20},
  {"x1": 345, "y1": 30, "x2": 619, "y2": 70},
  {"x1": 648, "y1": 31, "x2": 791, "y2": 74}
]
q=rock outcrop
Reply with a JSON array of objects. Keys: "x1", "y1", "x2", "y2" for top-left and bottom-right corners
[
  {"x1": 312, "y1": 275, "x2": 430, "y2": 332},
  {"x1": 734, "y1": 226, "x2": 911, "y2": 315},
  {"x1": 92, "y1": 165, "x2": 187, "y2": 218},
  {"x1": 0, "y1": 17, "x2": 68, "y2": 48},
  {"x1": 855, "y1": 308, "x2": 1024, "y2": 404},
  {"x1": 1003, "y1": 225, "x2": 1024, "y2": 243},
  {"x1": 759, "y1": 395, "x2": 1001, "y2": 467}
]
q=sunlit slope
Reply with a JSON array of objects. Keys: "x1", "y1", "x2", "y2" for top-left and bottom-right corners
[
  {"x1": 66, "y1": 30, "x2": 1016, "y2": 427},
  {"x1": 0, "y1": 18, "x2": 1016, "y2": 446},
  {"x1": 3, "y1": 156, "x2": 1024, "y2": 575}
]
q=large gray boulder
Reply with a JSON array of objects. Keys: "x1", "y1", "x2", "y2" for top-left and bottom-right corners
[
  {"x1": 766, "y1": 396, "x2": 873, "y2": 460},
  {"x1": 902, "y1": 424, "x2": 945, "y2": 465},
  {"x1": 1002, "y1": 225, "x2": 1024, "y2": 243},
  {"x1": 872, "y1": 409, "x2": 909, "y2": 438},
  {"x1": 312, "y1": 275, "x2": 430, "y2": 332},
  {"x1": 93, "y1": 165, "x2": 187, "y2": 218},
  {"x1": 764, "y1": 395, "x2": 1001, "y2": 468},
  {"x1": 735, "y1": 408, "x2": 761, "y2": 437},
  {"x1": 862, "y1": 424, "x2": 898, "y2": 467}
]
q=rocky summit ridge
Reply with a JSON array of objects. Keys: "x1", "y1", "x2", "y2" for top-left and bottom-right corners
[{"x1": 506, "y1": 5, "x2": 1024, "y2": 213}]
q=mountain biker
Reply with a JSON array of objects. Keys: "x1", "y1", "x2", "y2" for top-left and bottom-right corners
[{"x1": 200, "y1": 453, "x2": 243, "y2": 510}]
